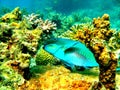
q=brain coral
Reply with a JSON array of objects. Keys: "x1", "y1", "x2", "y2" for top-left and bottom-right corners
[{"x1": 35, "y1": 47, "x2": 59, "y2": 65}]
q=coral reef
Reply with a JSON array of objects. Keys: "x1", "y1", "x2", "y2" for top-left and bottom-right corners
[
  {"x1": 64, "y1": 14, "x2": 118, "y2": 89},
  {"x1": 0, "y1": 28, "x2": 42, "y2": 72},
  {"x1": 59, "y1": 23, "x2": 93, "y2": 41},
  {"x1": 0, "y1": 7, "x2": 57, "y2": 89},
  {"x1": 0, "y1": 63, "x2": 25, "y2": 90},
  {"x1": 22, "y1": 13, "x2": 42, "y2": 29},
  {"x1": 0, "y1": 7, "x2": 22, "y2": 23},
  {"x1": 11, "y1": 29, "x2": 42, "y2": 55},
  {"x1": 0, "y1": 7, "x2": 46, "y2": 80},
  {"x1": 19, "y1": 66, "x2": 92, "y2": 90},
  {"x1": 35, "y1": 47, "x2": 59, "y2": 65},
  {"x1": 0, "y1": 23, "x2": 13, "y2": 42},
  {"x1": 1, "y1": 7, "x2": 120, "y2": 90},
  {"x1": 22, "y1": 13, "x2": 57, "y2": 40},
  {"x1": 92, "y1": 14, "x2": 117, "y2": 90}
]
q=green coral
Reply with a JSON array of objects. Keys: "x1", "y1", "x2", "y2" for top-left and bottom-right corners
[
  {"x1": 0, "y1": 7, "x2": 22, "y2": 23},
  {"x1": 0, "y1": 8, "x2": 43, "y2": 82},
  {"x1": 58, "y1": 23, "x2": 93, "y2": 40},
  {"x1": 11, "y1": 29, "x2": 42, "y2": 55},
  {"x1": 0, "y1": 23, "x2": 13, "y2": 42},
  {"x1": 35, "y1": 47, "x2": 59, "y2": 65},
  {"x1": 0, "y1": 64, "x2": 25, "y2": 90},
  {"x1": 0, "y1": 42, "x2": 10, "y2": 63}
]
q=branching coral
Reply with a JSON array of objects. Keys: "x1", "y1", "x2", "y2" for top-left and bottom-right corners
[
  {"x1": 11, "y1": 29, "x2": 42, "y2": 55},
  {"x1": 68, "y1": 14, "x2": 118, "y2": 89},
  {"x1": 59, "y1": 14, "x2": 119, "y2": 89},
  {"x1": 0, "y1": 64, "x2": 25, "y2": 90},
  {"x1": 0, "y1": 23, "x2": 13, "y2": 42},
  {"x1": 22, "y1": 13, "x2": 57, "y2": 40},
  {"x1": 0, "y1": 7, "x2": 22, "y2": 23},
  {"x1": 37, "y1": 19, "x2": 57, "y2": 40},
  {"x1": 37, "y1": 19, "x2": 56, "y2": 33},
  {"x1": 22, "y1": 13, "x2": 57, "y2": 32},
  {"x1": 22, "y1": 13, "x2": 42, "y2": 29}
]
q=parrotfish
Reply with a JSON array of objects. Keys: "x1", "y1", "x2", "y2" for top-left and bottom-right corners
[{"x1": 43, "y1": 38, "x2": 99, "y2": 70}]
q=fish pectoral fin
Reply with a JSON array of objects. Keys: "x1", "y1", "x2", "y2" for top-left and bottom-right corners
[
  {"x1": 116, "y1": 67, "x2": 120, "y2": 71},
  {"x1": 75, "y1": 66, "x2": 86, "y2": 71}
]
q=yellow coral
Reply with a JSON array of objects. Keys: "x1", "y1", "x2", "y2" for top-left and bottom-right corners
[
  {"x1": 93, "y1": 14, "x2": 110, "y2": 29},
  {"x1": 19, "y1": 66, "x2": 92, "y2": 90},
  {"x1": 35, "y1": 47, "x2": 59, "y2": 65},
  {"x1": 59, "y1": 14, "x2": 118, "y2": 89},
  {"x1": 18, "y1": 52, "x2": 31, "y2": 69},
  {"x1": 1, "y1": 7, "x2": 21, "y2": 22},
  {"x1": 10, "y1": 22, "x2": 20, "y2": 29}
]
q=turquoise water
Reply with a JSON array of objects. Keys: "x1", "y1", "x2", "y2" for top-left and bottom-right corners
[{"x1": 0, "y1": 0, "x2": 120, "y2": 29}]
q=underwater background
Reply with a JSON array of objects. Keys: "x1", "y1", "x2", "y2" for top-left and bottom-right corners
[
  {"x1": 0, "y1": 0, "x2": 120, "y2": 90},
  {"x1": 1, "y1": 0, "x2": 120, "y2": 29}
]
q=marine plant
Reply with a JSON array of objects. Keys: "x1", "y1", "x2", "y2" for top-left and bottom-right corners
[
  {"x1": 71, "y1": 11, "x2": 92, "y2": 23},
  {"x1": 45, "y1": 11, "x2": 63, "y2": 29}
]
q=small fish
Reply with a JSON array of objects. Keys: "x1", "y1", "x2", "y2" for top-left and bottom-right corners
[{"x1": 43, "y1": 38, "x2": 99, "y2": 70}]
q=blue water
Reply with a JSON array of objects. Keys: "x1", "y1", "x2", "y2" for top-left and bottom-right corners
[{"x1": 0, "y1": 0, "x2": 120, "y2": 29}]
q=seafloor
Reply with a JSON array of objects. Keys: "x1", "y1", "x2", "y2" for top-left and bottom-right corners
[{"x1": 0, "y1": 7, "x2": 120, "y2": 90}]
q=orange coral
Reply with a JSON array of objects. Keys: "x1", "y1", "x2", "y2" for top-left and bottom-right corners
[
  {"x1": 93, "y1": 14, "x2": 110, "y2": 29},
  {"x1": 19, "y1": 66, "x2": 92, "y2": 90},
  {"x1": 72, "y1": 14, "x2": 117, "y2": 89}
]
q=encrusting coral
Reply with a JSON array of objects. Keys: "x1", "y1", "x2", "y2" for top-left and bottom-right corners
[{"x1": 19, "y1": 66, "x2": 92, "y2": 90}]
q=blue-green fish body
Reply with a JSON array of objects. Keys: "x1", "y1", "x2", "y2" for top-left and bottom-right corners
[{"x1": 43, "y1": 38, "x2": 99, "y2": 69}]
